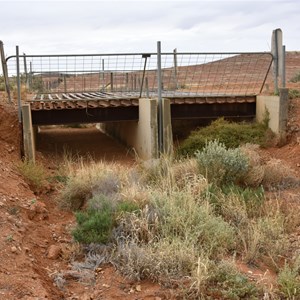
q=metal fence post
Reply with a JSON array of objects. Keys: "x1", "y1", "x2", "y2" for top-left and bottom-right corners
[
  {"x1": 29, "y1": 62, "x2": 32, "y2": 90},
  {"x1": 23, "y1": 53, "x2": 29, "y2": 89},
  {"x1": 282, "y1": 45, "x2": 286, "y2": 88},
  {"x1": 63, "y1": 75, "x2": 67, "y2": 93},
  {"x1": 173, "y1": 48, "x2": 178, "y2": 89},
  {"x1": 102, "y1": 59, "x2": 105, "y2": 91},
  {"x1": 157, "y1": 41, "x2": 163, "y2": 154},
  {"x1": 110, "y1": 72, "x2": 114, "y2": 91},
  {"x1": 0, "y1": 40, "x2": 12, "y2": 103},
  {"x1": 16, "y1": 46, "x2": 22, "y2": 122}
]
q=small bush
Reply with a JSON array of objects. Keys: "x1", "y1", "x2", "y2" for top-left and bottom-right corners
[
  {"x1": 72, "y1": 195, "x2": 140, "y2": 244},
  {"x1": 195, "y1": 140, "x2": 249, "y2": 186},
  {"x1": 113, "y1": 238, "x2": 199, "y2": 283},
  {"x1": 208, "y1": 260, "x2": 260, "y2": 299},
  {"x1": 150, "y1": 189, "x2": 235, "y2": 257},
  {"x1": 17, "y1": 159, "x2": 47, "y2": 192},
  {"x1": 278, "y1": 262, "x2": 300, "y2": 299},
  {"x1": 73, "y1": 197, "x2": 114, "y2": 244},
  {"x1": 178, "y1": 118, "x2": 269, "y2": 157},
  {"x1": 240, "y1": 144, "x2": 265, "y2": 187}
]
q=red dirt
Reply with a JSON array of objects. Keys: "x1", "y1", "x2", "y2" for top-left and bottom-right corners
[
  {"x1": 0, "y1": 93, "x2": 173, "y2": 299},
  {"x1": 1, "y1": 52, "x2": 300, "y2": 299}
]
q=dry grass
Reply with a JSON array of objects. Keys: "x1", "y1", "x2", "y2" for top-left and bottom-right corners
[
  {"x1": 57, "y1": 153, "x2": 300, "y2": 299},
  {"x1": 262, "y1": 158, "x2": 299, "y2": 189},
  {"x1": 58, "y1": 159, "x2": 127, "y2": 210},
  {"x1": 16, "y1": 159, "x2": 47, "y2": 192},
  {"x1": 241, "y1": 144, "x2": 299, "y2": 189}
]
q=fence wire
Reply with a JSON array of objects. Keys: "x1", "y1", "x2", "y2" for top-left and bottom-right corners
[{"x1": 5, "y1": 52, "x2": 273, "y2": 100}]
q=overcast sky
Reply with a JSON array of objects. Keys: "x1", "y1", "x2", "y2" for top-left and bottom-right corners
[{"x1": 0, "y1": 0, "x2": 299, "y2": 56}]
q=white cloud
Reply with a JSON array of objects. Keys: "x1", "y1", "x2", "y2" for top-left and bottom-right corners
[{"x1": 0, "y1": 0, "x2": 299, "y2": 57}]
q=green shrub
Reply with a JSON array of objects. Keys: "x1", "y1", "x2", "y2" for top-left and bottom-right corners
[
  {"x1": 178, "y1": 118, "x2": 269, "y2": 157},
  {"x1": 72, "y1": 195, "x2": 140, "y2": 244},
  {"x1": 73, "y1": 198, "x2": 114, "y2": 244},
  {"x1": 195, "y1": 140, "x2": 249, "y2": 186}
]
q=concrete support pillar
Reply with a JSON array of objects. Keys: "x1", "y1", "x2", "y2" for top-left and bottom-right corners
[
  {"x1": 162, "y1": 98, "x2": 173, "y2": 155},
  {"x1": 98, "y1": 98, "x2": 159, "y2": 160},
  {"x1": 256, "y1": 87, "x2": 288, "y2": 143},
  {"x1": 21, "y1": 104, "x2": 35, "y2": 162}
]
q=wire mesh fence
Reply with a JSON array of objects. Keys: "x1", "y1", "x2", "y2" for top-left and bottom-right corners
[{"x1": 5, "y1": 51, "x2": 273, "y2": 101}]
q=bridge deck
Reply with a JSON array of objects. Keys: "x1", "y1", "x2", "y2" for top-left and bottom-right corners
[{"x1": 29, "y1": 92, "x2": 256, "y2": 110}]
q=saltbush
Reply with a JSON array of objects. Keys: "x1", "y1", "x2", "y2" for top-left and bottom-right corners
[
  {"x1": 195, "y1": 140, "x2": 249, "y2": 186},
  {"x1": 72, "y1": 195, "x2": 140, "y2": 244},
  {"x1": 178, "y1": 118, "x2": 269, "y2": 157}
]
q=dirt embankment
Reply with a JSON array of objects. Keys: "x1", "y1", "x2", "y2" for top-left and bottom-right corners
[{"x1": 0, "y1": 95, "x2": 172, "y2": 299}]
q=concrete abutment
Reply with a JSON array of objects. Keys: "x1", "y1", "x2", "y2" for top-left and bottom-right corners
[
  {"x1": 98, "y1": 98, "x2": 159, "y2": 160},
  {"x1": 256, "y1": 88, "x2": 288, "y2": 143}
]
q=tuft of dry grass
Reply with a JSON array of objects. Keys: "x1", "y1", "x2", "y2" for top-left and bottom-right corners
[
  {"x1": 262, "y1": 158, "x2": 299, "y2": 189},
  {"x1": 58, "y1": 159, "x2": 126, "y2": 210},
  {"x1": 16, "y1": 159, "x2": 47, "y2": 192},
  {"x1": 240, "y1": 144, "x2": 265, "y2": 187},
  {"x1": 241, "y1": 144, "x2": 299, "y2": 189}
]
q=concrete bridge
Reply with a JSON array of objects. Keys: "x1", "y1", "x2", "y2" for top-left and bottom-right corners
[{"x1": 1, "y1": 36, "x2": 288, "y2": 162}]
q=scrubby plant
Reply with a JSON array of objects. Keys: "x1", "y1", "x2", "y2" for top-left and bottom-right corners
[
  {"x1": 152, "y1": 189, "x2": 236, "y2": 258},
  {"x1": 17, "y1": 159, "x2": 47, "y2": 192},
  {"x1": 207, "y1": 260, "x2": 260, "y2": 300},
  {"x1": 72, "y1": 195, "x2": 140, "y2": 244},
  {"x1": 113, "y1": 238, "x2": 200, "y2": 284},
  {"x1": 73, "y1": 196, "x2": 114, "y2": 244},
  {"x1": 178, "y1": 118, "x2": 269, "y2": 157},
  {"x1": 278, "y1": 260, "x2": 300, "y2": 299},
  {"x1": 59, "y1": 155, "x2": 299, "y2": 298},
  {"x1": 195, "y1": 140, "x2": 249, "y2": 186}
]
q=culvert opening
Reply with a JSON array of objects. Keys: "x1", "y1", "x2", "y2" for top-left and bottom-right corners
[{"x1": 36, "y1": 124, "x2": 135, "y2": 164}]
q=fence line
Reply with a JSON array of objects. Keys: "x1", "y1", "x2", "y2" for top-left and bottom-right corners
[{"x1": 5, "y1": 51, "x2": 273, "y2": 101}]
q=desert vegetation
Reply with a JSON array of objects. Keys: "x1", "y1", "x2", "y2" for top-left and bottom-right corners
[{"x1": 42, "y1": 124, "x2": 300, "y2": 299}]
